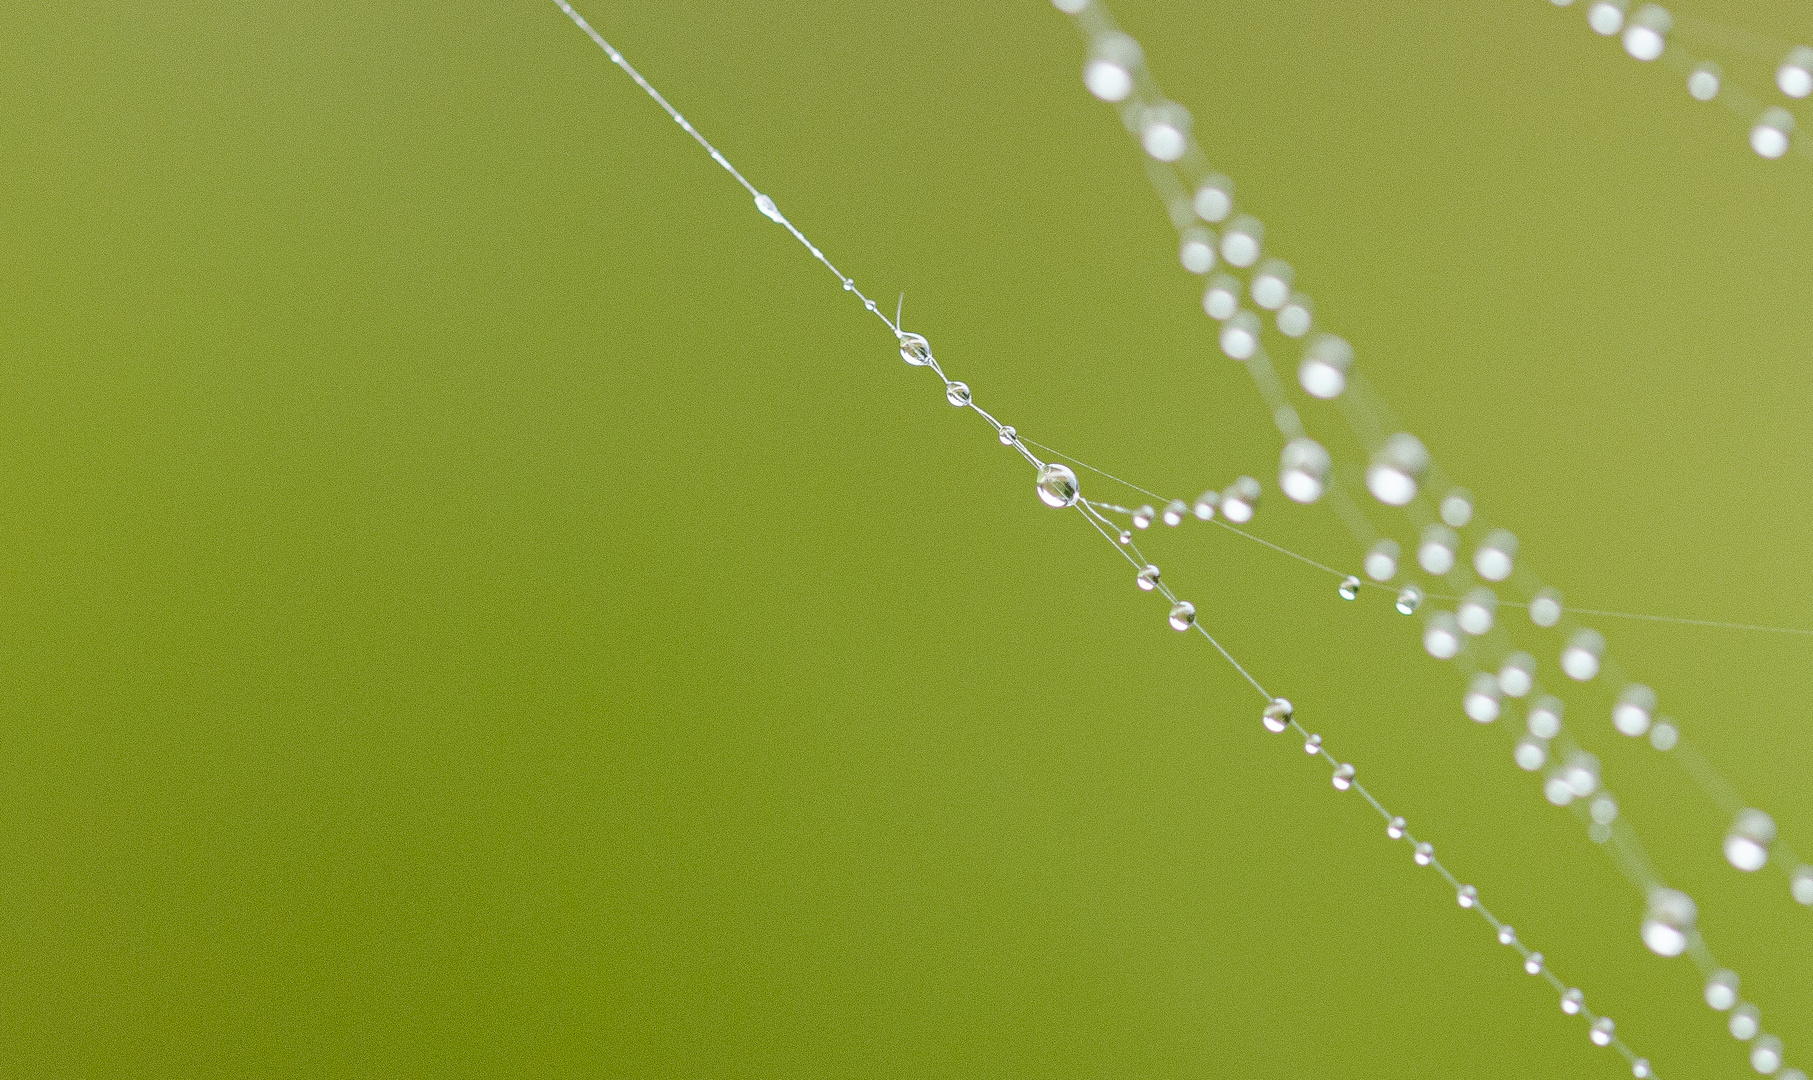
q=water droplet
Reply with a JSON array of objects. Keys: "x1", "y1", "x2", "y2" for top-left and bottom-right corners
[
  {"x1": 1162, "y1": 500, "x2": 1188, "y2": 526},
  {"x1": 1220, "y1": 476, "x2": 1259, "y2": 523},
  {"x1": 1279, "y1": 438, "x2": 1330, "y2": 504},
  {"x1": 1525, "y1": 952, "x2": 1544, "y2": 975},
  {"x1": 1387, "y1": 815, "x2": 1405, "y2": 840},
  {"x1": 1779, "y1": 46, "x2": 1813, "y2": 97},
  {"x1": 1303, "y1": 733, "x2": 1322, "y2": 755},
  {"x1": 754, "y1": 192, "x2": 785, "y2": 223},
  {"x1": 1514, "y1": 738, "x2": 1547, "y2": 771},
  {"x1": 1418, "y1": 525, "x2": 1458, "y2": 576},
  {"x1": 1729, "y1": 1003, "x2": 1759, "y2": 1041},
  {"x1": 1118, "y1": 530, "x2": 1132, "y2": 545},
  {"x1": 1331, "y1": 763, "x2": 1355, "y2": 791},
  {"x1": 1262, "y1": 698, "x2": 1293, "y2": 733},
  {"x1": 1179, "y1": 227, "x2": 1217, "y2": 274},
  {"x1": 1192, "y1": 490, "x2": 1218, "y2": 520},
  {"x1": 1338, "y1": 575, "x2": 1360, "y2": 601},
  {"x1": 1474, "y1": 529, "x2": 1517, "y2": 581},
  {"x1": 1649, "y1": 720, "x2": 1678, "y2": 751},
  {"x1": 1136, "y1": 565, "x2": 1160, "y2": 591},
  {"x1": 1791, "y1": 865, "x2": 1813, "y2": 905},
  {"x1": 1367, "y1": 433, "x2": 1428, "y2": 506},
  {"x1": 1276, "y1": 294, "x2": 1313, "y2": 338},
  {"x1": 1527, "y1": 696, "x2": 1563, "y2": 739},
  {"x1": 1168, "y1": 601, "x2": 1195, "y2": 631},
  {"x1": 1725, "y1": 809, "x2": 1776, "y2": 872},
  {"x1": 1458, "y1": 587, "x2": 1497, "y2": 636},
  {"x1": 1036, "y1": 463, "x2": 1080, "y2": 508},
  {"x1": 1395, "y1": 585, "x2": 1423, "y2": 615},
  {"x1": 1083, "y1": 33, "x2": 1140, "y2": 102},
  {"x1": 1464, "y1": 673, "x2": 1501, "y2": 723},
  {"x1": 1298, "y1": 334, "x2": 1352, "y2": 399},
  {"x1": 1688, "y1": 62, "x2": 1721, "y2": 100},
  {"x1": 1622, "y1": 4, "x2": 1669, "y2": 60},
  {"x1": 1590, "y1": 795, "x2": 1619, "y2": 825},
  {"x1": 1414, "y1": 841, "x2": 1433, "y2": 866},
  {"x1": 1641, "y1": 887, "x2": 1696, "y2": 957},
  {"x1": 1561, "y1": 629, "x2": 1605, "y2": 682},
  {"x1": 1752, "y1": 107, "x2": 1795, "y2": 159},
  {"x1": 1220, "y1": 310, "x2": 1260, "y2": 360},
  {"x1": 1250, "y1": 259, "x2": 1294, "y2": 310},
  {"x1": 1132, "y1": 505, "x2": 1154, "y2": 529},
  {"x1": 1544, "y1": 776, "x2": 1575, "y2": 806},
  {"x1": 1361, "y1": 539, "x2": 1400, "y2": 583},
  {"x1": 1530, "y1": 588, "x2": 1563, "y2": 627},
  {"x1": 1202, "y1": 274, "x2": 1241, "y2": 320},
  {"x1": 1613, "y1": 684, "x2": 1655, "y2": 737},
  {"x1": 1586, "y1": 0, "x2": 1624, "y2": 36},
  {"x1": 999, "y1": 425, "x2": 1017, "y2": 446},
  {"x1": 1192, "y1": 174, "x2": 1233, "y2": 222},
  {"x1": 1590, "y1": 1017, "x2": 1615, "y2": 1046},
  {"x1": 899, "y1": 332, "x2": 933, "y2": 366},
  {"x1": 1457, "y1": 884, "x2": 1477, "y2": 908},
  {"x1": 1140, "y1": 103, "x2": 1190, "y2": 161},
  {"x1": 1705, "y1": 970, "x2": 1739, "y2": 1011},
  {"x1": 1497, "y1": 925, "x2": 1516, "y2": 945},
  {"x1": 1498, "y1": 653, "x2": 1536, "y2": 698},
  {"x1": 946, "y1": 381, "x2": 971, "y2": 407},
  {"x1": 1561, "y1": 988, "x2": 1584, "y2": 1015},
  {"x1": 1051, "y1": 0, "x2": 1089, "y2": 14},
  {"x1": 1562, "y1": 752, "x2": 1600, "y2": 798},
  {"x1": 1750, "y1": 1035, "x2": 1783, "y2": 1075},
  {"x1": 1440, "y1": 489, "x2": 1474, "y2": 528},
  {"x1": 1632, "y1": 1058, "x2": 1652, "y2": 1079},
  {"x1": 1219, "y1": 214, "x2": 1264, "y2": 268},
  {"x1": 1423, "y1": 611, "x2": 1461, "y2": 658}
]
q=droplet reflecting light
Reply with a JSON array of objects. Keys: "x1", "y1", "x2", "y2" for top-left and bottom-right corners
[
  {"x1": 1037, "y1": 463, "x2": 1080, "y2": 508},
  {"x1": 1168, "y1": 600, "x2": 1196, "y2": 632},
  {"x1": 1641, "y1": 887, "x2": 1696, "y2": 957}
]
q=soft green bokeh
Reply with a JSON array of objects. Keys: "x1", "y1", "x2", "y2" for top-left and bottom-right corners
[{"x1": 1, "y1": 1, "x2": 1810, "y2": 1076}]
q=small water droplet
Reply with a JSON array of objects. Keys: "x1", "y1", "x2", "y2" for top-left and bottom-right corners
[
  {"x1": 1162, "y1": 500, "x2": 1188, "y2": 526},
  {"x1": 945, "y1": 381, "x2": 971, "y2": 407},
  {"x1": 1220, "y1": 476, "x2": 1260, "y2": 523},
  {"x1": 1642, "y1": 887, "x2": 1696, "y2": 958},
  {"x1": 1457, "y1": 885, "x2": 1477, "y2": 908},
  {"x1": 1649, "y1": 720, "x2": 1678, "y2": 751},
  {"x1": 1514, "y1": 738, "x2": 1547, "y2": 772},
  {"x1": 1332, "y1": 763, "x2": 1355, "y2": 791},
  {"x1": 1705, "y1": 970, "x2": 1739, "y2": 1011},
  {"x1": 1728, "y1": 1003, "x2": 1759, "y2": 1040},
  {"x1": 1530, "y1": 588, "x2": 1563, "y2": 627},
  {"x1": 1118, "y1": 530, "x2": 1132, "y2": 545},
  {"x1": 1590, "y1": 1017, "x2": 1615, "y2": 1046},
  {"x1": 1036, "y1": 463, "x2": 1079, "y2": 508},
  {"x1": 1498, "y1": 925, "x2": 1516, "y2": 945},
  {"x1": 1136, "y1": 565, "x2": 1160, "y2": 591},
  {"x1": 999, "y1": 425, "x2": 1017, "y2": 446},
  {"x1": 1387, "y1": 816, "x2": 1405, "y2": 840},
  {"x1": 1168, "y1": 601, "x2": 1196, "y2": 631},
  {"x1": 1303, "y1": 733, "x2": 1322, "y2": 755},
  {"x1": 1791, "y1": 865, "x2": 1813, "y2": 906},
  {"x1": 754, "y1": 193, "x2": 785, "y2": 223},
  {"x1": 1396, "y1": 586, "x2": 1423, "y2": 615},
  {"x1": 1262, "y1": 698, "x2": 1293, "y2": 733},
  {"x1": 1561, "y1": 988, "x2": 1584, "y2": 1015},
  {"x1": 1632, "y1": 1058, "x2": 1652, "y2": 1079},
  {"x1": 1338, "y1": 575, "x2": 1360, "y2": 600},
  {"x1": 1440, "y1": 489, "x2": 1474, "y2": 528},
  {"x1": 899, "y1": 333, "x2": 933, "y2": 366},
  {"x1": 1562, "y1": 629, "x2": 1604, "y2": 682},
  {"x1": 1528, "y1": 696, "x2": 1563, "y2": 739},
  {"x1": 1192, "y1": 490, "x2": 1218, "y2": 521},
  {"x1": 1591, "y1": 795, "x2": 1619, "y2": 825},
  {"x1": 1414, "y1": 841, "x2": 1433, "y2": 866},
  {"x1": 1751, "y1": 1035, "x2": 1784, "y2": 1075},
  {"x1": 1132, "y1": 505, "x2": 1154, "y2": 529},
  {"x1": 1525, "y1": 952, "x2": 1544, "y2": 975}
]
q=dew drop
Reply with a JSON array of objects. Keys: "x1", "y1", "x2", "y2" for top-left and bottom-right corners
[
  {"x1": 1118, "y1": 530, "x2": 1132, "y2": 545},
  {"x1": 1688, "y1": 62, "x2": 1721, "y2": 100},
  {"x1": 1561, "y1": 987, "x2": 1584, "y2": 1015},
  {"x1": 899, "y1": 332, "x2": 933, "y2": 366},
  {"x1": 1562, "y1": 751, "x2": 1600, "y2": 798},
  {"x1": 1613, "y1": 684, "x2": 1655, "y2": 737},
  {"x1": 1751, "y1": 1035, "x2": 1783, "y2": 1076},
  {"x1": 1622, "y1": 4, "x2": 1669, "y2": 60},
  {"x1": 1192, "y1": 490, "x2": 1218, "y2": 521},
  {"x1": 1418, "y1": 525, "x2": 1458, "y2": 576},
  {"x1": 1791, "y1": 865, "x2": 1813, "y2": 905},
  {"x1": 1561, "y1": 629, "x2": 1605, "y2": 682},
  {"x1": 1162, "y1": 500, "x2": 1188, "y2": 526},
  {"x1": 1587, "y1": 0, "x2": 1625, "y2": 36},
  {"x1": 1514, "y1": 738, "x2": 1547, "y2": 771},
  {"x1": 1440, "y1": 489, "x2": 1474, "y2": 528},
  {"x1": 1474, "y1": 529, "x2": 1517, "y2": 581},
  {"x1": 1192, "y1": 174, "x2": 1233, "y2": 223},
  {"x1": 1219, "y1": 215, "x2": 1264, "y2": 268},
  {"x1": 1304, "y1": 733, "x2": 1322, "y2": 755},
  {"x1": 1498, "y1": 653, "x2": 1535, "y2": 698},
  {"x1": 1590, "y1": 795, "x2": 1619, "y2": 825},
  {"x1": 1136, "y1": 565, "x2": 1161, "y2": 592},
  {"x1": 1729, "y1": 1003, "x2": 1759, "y2": 1041},
  {"x1": 1414, "y1": 841, "x2": 1433, "y2": 866},
  {"x1": 1167, "y1": 601, "x2": 1195, "y2": 632},
  {"x1": 1262, "y1": 698, "x2": 1293, "y2": 733},
  {"x1": 1725, "y1": 809, "x2": 1776, "y2": 872},
  {"x1": 1778, "y1": 46, "x2": 1813, "y2": 98},
  {"x1": 1649, "y1": 720, "x2": 1678, "y2": 751},
  {"x1": 1338, "y1": 575, "x2": 1360, "y2": 601},
  {"x1": 946, "y1": 381, "x2": 971, "y2": 407},
  {"x1": 1632, "y1": 1059, "x2": 1651, "y2": 1079},
  {"x1": 1525, "y1": 952, "x2": 1544, "y2": 975},
  {"x1": 1544, "y1": 777, "x2": 1575, "y2": 807},
  {"x1": 1083, "y1": 34, "x2": 1140, "y2": 102},
  {"x1": 1036, "y1": 463, "x2": 1080, "y2": 508},
  {"x1": 1457, "y1": 587, "x2": 1497, "y2": 636},
  {"x1": 1220, "y1": 310, "x2": 1260, "y2": 360},
  {"x1": 1221, "y1": 476, "x2": 1260, "y2": 523},
  {"x1": 1590, "y1": 1017, "x2": 1615, "y2": 1046},
  {"x1": 1641, "y1": 887, "x2": 1696, "y2": 958},
  {"x1": 1277, "y1": 294, "x2": 1313, "y2": 338},
  {"x1": 1331, "y1": 763, "x2": 1355, "y2": 791},
  {"x1": 1527, "y1": 696, "x2": 1563, "y2": 739},
  {"x1": 1395, "y1": 585, "x2": 1423, "y2": 616},
  {"x1": 1251, "y1": 259, "x2": 1294, "y2": 310},
  {"x1": 1365, "y1": 539, "x2": 1400, "y2": 583},
  {"x1": 1457, "y1": 884, "x2": 1477, "y2": 908},
  {"x1": 1132, "y1": 504, "x2": 1154, "y2": 529},
  {"x1": 1752, "y1": 108, "x2": 1794, "y2": 159},
  {"x1": 1179, "y1": 227, "x2": 1217, "y2": 274},
  {"x1": 1140, "y1": 103, "x2": 1190, "y2": 162},
  {"x1": 1463, "y1": 673, "x2": 1501, "y2": 723},
  {"x1": 1387, "y1": 815, "x2": 1405, "y2": 840},
  {"x1": 1299, "y1": 334, "x2": 1352, "y2": 399},
  {"x1": 1530, "y1": 588, "x2": 1563, "y2": 628},
  {"x1": 1202, "y1": 274, "x2": 1241, "y2": 320},
  {"x1": 1279, "y1": 438, "x2": 1330, "y2": 504},
  {"x1": 1497, "y1": 925, "x2": 1516, "y2": 945},
  {"x1": 754, "y1": 192, "x2": 785, "y2": 223},
  {"x1": 999, "y1": 425, "x2": 1017, "y2": 446},
  {"x1": 1423, "y1": 611, "x2": 1461, "y2": 658},
  {"x1": 1705, "y1": 970, "x2": 1739, "y2": 1011}
]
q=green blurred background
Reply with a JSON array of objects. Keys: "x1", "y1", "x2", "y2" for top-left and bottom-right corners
[{"x1": 2, "y1": 0, "x2": 1810, "y2": 1076}]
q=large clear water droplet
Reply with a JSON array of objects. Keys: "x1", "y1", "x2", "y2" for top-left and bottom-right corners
[
  {"x1": 1641, "y1": 887, "x2": 1696, "y2": 957},
  {"x1": 945, "y1": 381, "x2": 971, "y2": 407},
  {"x1": 1331, "y1": 763, "x2": 1355, "y2": 791},
  {"x1": 1162, "y1": 500, "x2": 1188, "y2": 526},
  {"x1": 1338, "y1": 575, "x2": 1360, "y2": 600},
  {"x1": 1262, "y1": 698, "x2": 1293, "y2": 733},
  {"x1": 1303, "y1": 733, "x2": 1322, "y2": 755},
  {"x1": 899, "y1": 332, "x2": 933, "y2": 366},
  {"x1": 1725, "y1": 809, "x2": 1776, "y2": 872},
  {"x1": 998, "y1": 425, "x2": 1017, "y2": 446},
  {"x1": 1036, "y1": 463, "x2": 1080, "y2": 508},
  {"x1": 1136, "y1": 565, "x2": 1160, "y2": 591},
  {"x1": 754, "y1": 192, "x2": 785, "y2": 223},
  {"x1": 1168, "y1": 601, "x2": 1196, "y2": 631},
  {"x1": 1561, "y1": 988, "x2": 1584, "y2": 1015},
  {"x1": 1414, "y1": 841, "x2": 1433, "y2": 866},
  {"x1": 1132, "y1": 504, "x2": 1154, "y2": 529},
  {"x1": 1387, "y1": 815, "x2": 1405, "y2": 840},
  {"x1": 1396, "y1": 585, "x2": 1423, "y2": 615},
  {"x1": 1590, "y1": 1017, "x2": 1615, "y2": 1046}
]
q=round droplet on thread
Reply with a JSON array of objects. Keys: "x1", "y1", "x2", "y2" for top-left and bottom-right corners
[
  {"x1": 1791, "y1": 865, "x2": 1813, "y2": 905},
  {"x1": 1132, "y1": 504, "x2": 1154, "y2": 529},
  {"x1": 1498, "y1": 653, "x2": 1536, "y2": 697},
  {"x1": 1705, "y1": 970, "x2": 1739, "y2": 1011},
  {"x1": 1168, "y1": 600, "x2": 1196, "y2": 632},
  {"x1": 1544, "y1": 776, "x2": 1576, "y2": 806},
  {"x1": 1649, "y1": 720, "x2": 1678, "y2": 750},
  {"x1": 1192, "y1": 490, "x2": 1218, "y2": 520},
  {"x1": 1440, "y1": 489, "x2": 1474, "y2": 528},
  {"x1": 1251, "y1": 259, "x2": 1294, "y2": 310},
  {"x1": 1083, "y1": 33, "x2": 1141, "y2": 102},
  {"x1": 1622, "y1": 4, "x2": 1670, "y2": 60},
  {"x1": 1729, "y1": 1004, "x2": 1760, "y2": 1041},
  {"x1": 1591, "y1": 1017, "x2": 1616, "y2": 1046},
  {"x1": 1587, "y1": 0, "x2": 1626, "y2": 35},
  {"x1": 1725, "y1": 809, "x2": 1776, "y2": 872},
  {"x1": 900, "y1": 332, "x2": 933, "y2": 366},
  {"x1": 1036, "y1": 463, "x2": 1080, "y2": 508},
  {"x1": 1458, "y1": 587, "x2": 1497, "y2": 636},
  {"x1": 1221, "y1": 476, "x2": 1260, "y2": 523},
  {"x1": 1613, "y1": 683, "x2": 1656, "y2": 736},
  {"x1": 1753, "y1": 107, "x2": 1795, "y2": 159},
  {"x1": 1179, "y1": 227, "x2": 1217, "y2": 274},
  {"x1": 1525, "y1": 952, "x2": 1544, "y2": 975},
  {"x1": 1220, "y1": 215, "x2": 1264, "y2": 268},
  {"x1": 1365, "y1": 539, "x2": 1400, "y2": 583},
  {"x1": 1262, "y1": 698, "x2": 1293, "y2": 733},
  {"x1": 1387, "y1": 815, "x2": 1405, "y2": 840},
  {"x1": 1140, "y1": 103, "x2": 1190, "y2": 161},
  {"x1": 1457, "y1": 884, "x2": 1477, "y2": 908},
  {"x1": 754, "y1": 192, "x2": 785, "y2": 223},
  {"x1": 1367, "y1": 433, "x2": 1428, "y2": 506},
  {"x1": 1688, "y1": 61, "x2": 1721, "y2": 100},
  {"x1": 1530, "y1": 588, "x2": 1563, "y2": 628},
  {"x1": 1303, "y1": 732, "x2": 1322, "y2": 755},
  {"x1": 1338, "y1": 575, "x2": 1360, "y2": 601},
  {"x1": 946, "y1": 381, "x2": 971, "y2": 407},
  {"x1": 1220, "y1": 310, "x2": 1260, "y2": 360},
  {"x1": 1632, "y1": 1059, "x2": 1652, "y2": 1079},
  {"x1": 1779, "y1": 45, "x2": 1813, "y2": 97},
  {"x1": 1162, "y1": 499, "x2": 1188, "y2": 526},
  {"x1": 1279, "y1": 438, "x2": 1330, "y2": 504},
  {"x1": 1474, "y1": 529, "x2": 1517, "y2": 581},
  {"x1": 1299, "y1": 334, "x2": 1352, "y2": 399},
  {"x1": 1277, "y1": 294, "x2": 1313, "y2": 338},
  {"x1": 1414, "y1": 841, "x2": 1433, "y2": 866},
  {"x1": 1418, "y1": 524, "x2": 1458, "y2": 576},
  {"x1": 1641, "y1": 887, "x2": 1696, "y2": 957},
  {"x1": 1590, "y1": 795, "x2": 1619, "y2": 825},
  {"x1": 1118, "y1": 530, "x2": 1132, "y2": 545},
  {"x1": 1562, "y1": 629, "x2": 1605, "y2": 681},
  {"x1": 1497, "y1": 925, "x2": 1516, "y2": 945},
  {"x1": 1464, "y1": 673, "x2": 1502, "y2": 723},
  {"x1": 1561, "y1": 751, "x2": 1600, "y2": 798},
  {"x1": 1751, "y1": 1035, "x2": 1784, "y2": 1076},
  {"x1": 1193, "y1": 175, "x2": 1234, "y2": 223},
  {"x1": 1423, "y1": 611, "x2": 1460, "y2": 658},
  {"x1": 1514, "y1": 738, "x2": 1548, "y2": 771},
  {"x1": 1331, "y1": 763, "x2": 1355, "y2": 791},
  {"x1": 1396, "y1": 585, "x2": 1423, "y2": 615},
  {"x1": 1137, "y1": 565, "x2": 1161, "y2": 591},
  {"x1": 1202, "y1": 274, "x2": 1241, "y2": 320},
  {"x1": 998, "y1": 425, "x2": 1017, "y2": 446},
  {"x1": 1561, "y1": 988, "x2": 1585, "y2": 1015},
  {"x1": 1528, "y1": 695, "x2": 1563, "y2": 738}
]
